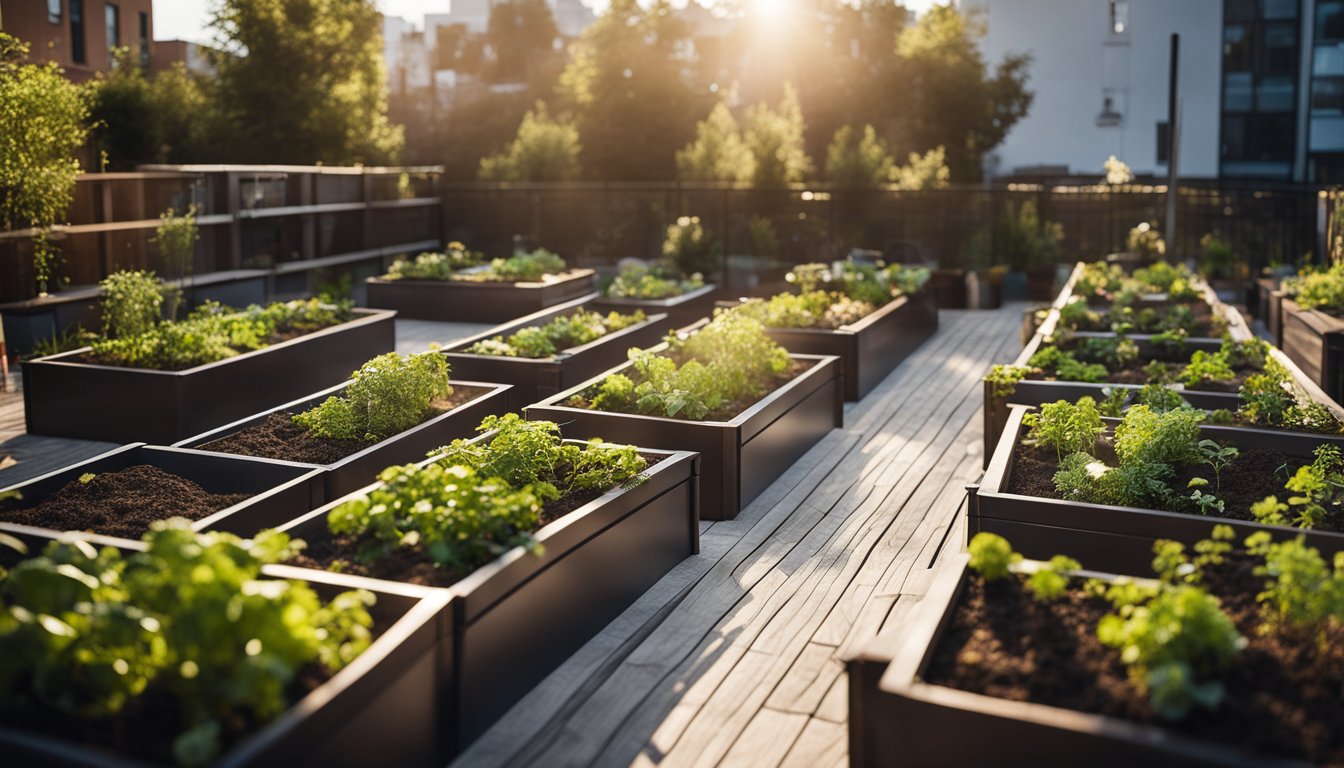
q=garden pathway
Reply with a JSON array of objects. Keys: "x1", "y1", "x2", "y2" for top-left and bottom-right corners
[{"x1": 450, "y1": 303, "x2": 1025, "y2": 768}]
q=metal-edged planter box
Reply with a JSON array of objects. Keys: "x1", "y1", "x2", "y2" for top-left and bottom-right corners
[
  {"x1": 0, "y1": 443, "x2": 324, "y2": 537},
  {"x1": 21, "y1": 308, "x2": 396, "y2": 444},
  {"x1": 0, "y1": 525, "x2": 455, "y2": 768},
  {"x1": 527, "y1": 348, "x2": 844, "y2": 521},
  {"x1": 440, "y1": 295, "x2": 668, "y2": 410},
  {"x1": 969, "y1": 403, "x2": 1344, "y2": 575},
  {"x1": 366, "y1": 268, "x2": 598, "y2": 322},
  {"x1": 752, "y1": 290, "x2": 938, "y2": 401},
  {"x1": 591, "y1": 282, "x2": 722, "y2": 334},
  {"x1": 277, "y1": 442, "x2": 700, "y2": 754},
  {"x1": 174, "y1": 380, "x2": 512, "y2": 501},
  {"x1": 848, "y1": 552, "x2": 1282, "y2": 768},
  {"x1": 1281, "y1": 298, "x2": 1344, "y2": 404}
]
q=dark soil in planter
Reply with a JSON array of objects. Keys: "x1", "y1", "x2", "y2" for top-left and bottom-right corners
[
  {"x1": 1005, "y1": 444, "x2": 1330, "y2": 530},
  {"x1": 198, "y1": 389, "x2": 477, "y2": 464},
  {"x1": 1067, "y1": 301, "x2": 1221, "y2": 336},
  {"x1": 564, "y1": 360, "x2": 809, "y2": 422},
  {"x1": 0, "y1": 465, "x2": 250, "y2": 538},
  {"x1": 289, "y1": 454, "x2": 666, "y2": 587},
  {"x1": 924, "y1": 558, "x2": 1344, "y2": 765}
]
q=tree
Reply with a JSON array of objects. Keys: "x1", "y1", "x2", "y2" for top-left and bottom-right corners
[
  {"x1": 478, "y1": 102, "x2": 582, "y2": 181},
  {"x1": 558, "y1": 0, "x2": 706, "y2": 180},
  {"x1": 892, "y1": 146, "x2": 950, "y2": 190},
  {"x1": 88, "y1": 51, "x2": 214, "y2": 167},
  {"x1": 676, "y1": 101, "x2": 753, "y2": 183},
  {"x1": 743, "y1": 83, "x2": 812, "y2": 188},
  {"x1": 210, "y1": 0, "x2": 403, "y2": 164},
  {"x1": 0, "y1": 33, "x2": 89, "y2": 293},
  {"x1": 485, "y1": 0, "x2": 559, "y2": 85},
  {"x1": 890, "y1": 5, "x2": 1032, "y2": 181},
  {"x1": 825, "y1": 124, "x2": 893, "y2": 189}
]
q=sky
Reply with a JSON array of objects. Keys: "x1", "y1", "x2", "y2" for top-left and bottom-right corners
[{"x1": 154, "y1": 0, "x2": 940, "y2": 44}]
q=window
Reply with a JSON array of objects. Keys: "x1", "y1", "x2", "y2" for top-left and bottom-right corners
[
  {"x1": 105, "y1": 3, "x2": 120, "y2": 52},
  {"x1": 1257, "y1": 75, "x2": 1296, "y2": 110},
  {"x1": 1263, "y1": 0, "x2": 1299, "y2": 20},
  {"x1": 1226, "y1": 0, "x2": 1256, "y2": 22},
  {"x1": 1224, "y1": 25, "x2": 1252, "y2": 71},
  {"x1": 1224, "y1": 72, "x2": 1254, "y2": 111},
  {"x1": 138, "y1": 11, "x2": 149, "y2": 68},
  {"x1": 70, "y1": 0, "x2": 86, "y2": 63},
  {"x1": 1110, "y1": 0, "x2": 1129, "y2": 34},
  {"x1": 1319, "y1": 1, "x2": 1344, "y2": 41},
  {"x1": 48, "y1": 0, "x2": 62, "y2": 23},
  {"x1": 1262, "y1": 23, "x2": 1298, "y2": 72},
  {"x1": 1313, "y1": 77, "x2": 1344, "y2": 112}
]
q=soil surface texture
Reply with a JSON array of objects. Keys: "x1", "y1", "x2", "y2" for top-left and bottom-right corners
[
  {"x1": 198, "y1": 388, "x2": 479, "y2": 464},
  {"x1": 1, "y1": 465, "x2": 250, "y2": 538},
  {"x1": 925, "y1": 556, "x2": 1344, "y2": 765}
]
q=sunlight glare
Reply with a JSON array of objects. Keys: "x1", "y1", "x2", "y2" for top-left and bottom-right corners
[{"x1": 748, "y1": 0, "x2": 797, "y2": 30}]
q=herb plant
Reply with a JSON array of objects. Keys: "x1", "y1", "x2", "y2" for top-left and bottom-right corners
[
  {"x1": 293, "y1": 350, "x2": 453, "y2": 442},
  {"x1": 1026, "y1": 555, "x2": 1081, "y2": 602},
  {"x1": 465, "y1": 309, "x2": 646, "y2": 358},
  {"x1": 1022, "y1": 397, "x2": 1105, "y2": 461},
  {"x1": 100, "y1": 270, "x2": 168, "y2": 339},
  {"x1": 967, "y1": 532, "x2": 1019, "y2": 581},
  {"x1": 384, "y1": 243, "x2": 485, "y2": 280},
  {"x1": 605, "y1": 264, "x2": 704, "y2": 299}
]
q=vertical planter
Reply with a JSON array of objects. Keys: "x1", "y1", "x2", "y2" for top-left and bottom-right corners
[
  {"x1": 526, "y1": 351, "x2": 844, "y2": 521},
  {"x1": 366, "y1": 270, "x2": 598, "y2": 322},
  {"x1": 440, "y1": 297, "x2": 668, "y2": 410},
  {"x1": 0, "y1": 443, "x2": 324, "y2": 537},
  {"x1": 276, "y1": 443, "x2": 701, "y2": 754},
  {"x1": 0, "y1": 525, "x2": 455, "y2": 768},
  {"x1": 174, "y1": 381, "x2": 512, "y2": 501},
  {"x1": 21, "y1": 308, "x2": 397, "y2": 444},
  {"x1": 590, "y1": 282, "x2": 722, "y2": 334},
  {"x1": 1281, "y1": 298, "x2": 1344, "y2": 404}
]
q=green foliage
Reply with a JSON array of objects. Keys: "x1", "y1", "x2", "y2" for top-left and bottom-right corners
[
  {"x1": 1180, "y1": 350, "x2": 1236, "y2": 389},
  {"x1": 1197, "y1": 439, "x2": 1239, "y2": 493},
  {"x1": 1096, "y1": 583, "x2": 1243, "y2": 721},
  {"x1": 985, "y1": 364, "x2": 1032, "y2": 398},
  {"x1": 1054, "y1": 451, "x2": 1175, "y2": 509},
  {"x1": 1058, "y1": 299, "x2": 1101, "y2": 330},
  {"x1": 1127, "y1": 223, "x2": 1167, "y2": 261},
  {"x1": 892, "y1": 146, "x2": 952, "y2": 190},
  {"x1": 1253, "y1": 536, "x2": 1344, "y2": 643},
  {"x1": 1113, "y1": 405, "x2": 1204, "y2": 467},
  {"x1": 969, "y1": 200, "x2": 1063, "y2": 271},
  {"x1": 676, "y1": 101, "x2": 753, "y2": 183},
  {"x1": 966, "y1": 533, "x2": 1020, "y2": 581},
  {"x1": 825, "y1": 124, "x2": 893, "y2": 189},
  {"x1": 1026, "y1": 345, "x2": 1108, "y2": 383},
  {"x1": 1238, "y1": 359, "x2": 1344, "y2": 434},
  {"x1": 1022, "y1": 398, "x2": 1104, "y2": 461},
  {"x1": 0, "y1": 521, "x2": 373, "y2": 765},
  {"x1": 294, "y1": 351, "x2": 453, "y2": 441},
  {"x1": 1281, "y1": 444, "x2": 1344, "y2": 529},
  {"x1": 743, "y1": 83, "x2": 813, "y2": 188},
  {"x1": 662, "y1": 216, "x2": 722, "y2": 277},
  {"x1": 1136, "y1": 384, "x2": 1189, "y2": 413},
  {"x1": 1026, "y1": 555, "x2": 1081, "y2": 602},
  {"x1": 1251, "y1": 496, "x2": 1290, "y2": 526},
  {"x1": 605, "y1": 264, "x2": 704, "y2": 299},
  {"x1": 100, "y1": 271, "x2": 167, "y2": 340},
  {"x1": 461, "y1": 249, "x2": 568, "y2": 282},
  {"x1": 87, "y1": 50, "x2": 213, "y2": 168},
  {"x1": 886, "y1": 264, "x2": 932, "y2": 295},
  {"x1": 155, "y1": 207, "x2": 199, "y2": 317},
  {"x1": 465, "y1": 309, "x2": 646, "y2": 358},
  {"x1": 210, "y1": 0, "x2": 403, "y2": 164},
  {"x1": 478, "y1": 101, "x2": 582, "y2": 181},
  {"x1": 1289, "y1": 261, "x2": 1344, "y2": 312},
  {"x1": 1199, "y1": 233, "x2": 1244, "y2": 281},
  {"x1": 1073, "y1": 261, "x2": 1126, "y2": 299},
  {"x1": 384, "y1": 244, "x2": 487, "y2": 280}
]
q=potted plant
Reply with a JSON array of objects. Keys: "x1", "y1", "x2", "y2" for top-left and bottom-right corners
[
  {"x1": 0, "y1": 521, "x2": 455, "y2": 767},
  {"x1": 441, "y1": 297, "x2": 666, "y2": 410},
  {"x1": 0, "y1": 443, "x2": 324, "y2": 538},
  {"x1": 366, "y1": 242, "x2": 597, "y2": 322},
  {"x1": 724, "y1": 261, "x2": 938, "y2": 400},
  {"x1": 526, "y1": 310, "x2": 844, "y2": 520},
  {"x1": 1279, "y1": 261, "x2": 1344, "y2": 404},
  {"x1": 851, "y1": 530, "x2": 1344, "y2": 766},
  {"x1": 274, "y1": 413, "x2": 700, "y2": 752},
  {"x1": 22, "y1": 271, "x2": 394, "y2": 444},
  {"x1": 175, "y1": 349, "x2": 511, "y2": 500}
]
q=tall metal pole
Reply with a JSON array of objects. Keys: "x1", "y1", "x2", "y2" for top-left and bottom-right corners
[{"x1": 1166, "y1": 33, "x2": 1181, "y2": 259}]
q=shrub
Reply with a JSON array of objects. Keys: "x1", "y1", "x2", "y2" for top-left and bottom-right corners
[
  {"x1": 465, "y1": 309, "x2": 645, "y2": 358},
  {"x1": 662, "y1": 216, "x2": 722, "y2": 277},
  {"x1": 293, "y1": 350, "x2": 453, "y2": 441},
  {"x1": 100, "y1": 270, "x2": 166, "y2": 339}
]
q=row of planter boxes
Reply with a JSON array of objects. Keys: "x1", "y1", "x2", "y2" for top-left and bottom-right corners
[{"x1": 1251, "y1": 276, "x2": 1344, "y2": 406}]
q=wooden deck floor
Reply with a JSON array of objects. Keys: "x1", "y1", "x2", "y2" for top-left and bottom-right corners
[{"x1": 452, "y1": 303, "x2": 1025, "y2": 768}]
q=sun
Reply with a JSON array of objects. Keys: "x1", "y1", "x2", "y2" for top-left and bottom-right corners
[{"x1": 747, "y1": 0, "x2": 799, "y2": 28}]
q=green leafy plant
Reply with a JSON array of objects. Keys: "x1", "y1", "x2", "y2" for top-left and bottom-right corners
[
  {"x1": 1252, "y1": 534, "x2": 1344, "y2": 645},
  {"x1": 967, "y1": 532, "x2": 1020, "y2": 581},
  {"x1": 0, "y1": 521, "x2": 373, "y2": 766},
  {"x1": 476, "y1": 248, "x2": 567, "y2": 282},
  {"x1": 1113, "y1": 405, "x2": 1204, "y2": 467},
  {"x1": 1180, "y1": 350, "x2": 1236, "y2": 389},
  {"x1": 1251, "y1": 496, "x2": 1291, "y2": 526},
  {"x1": 1026, "y1": 555, "x2": 1081, "y2": 602},
  {"x1": 985, "y1": 364, "x2": 1032, "y2": 398},
  {"x1": 1280, "y1": 444, "x2": 1344, "y2": 529},
  {"x1": 605, "y1": 264, "x2": 704, "y2": 299},
  {"x1": 1022, "y1": 397, "x2": 1105, "y2": 462},
  {"x1": 1290, "y1": 261, "x2": 1344, "y2": 313},
  {"x1": 293, "y1": 350, "x2": 453, "y2": 442},
  {"x1": 155, "y1": 206, "x2": 198, "y2": 319},
  {"x1": 465, "y1": 309, "x2": 645, "y2": 358},
  {"x1": 662, "y1": 216, "x2": 722, "y2": 277},
  {"x1": 1197, "y1": 439, "x2": 1239, "y2": 492},
  {"x1": 384, "y1": 243, "x2": 485, "y2": 280},
  {"x1": 1027, "y1": 345, "x2": 1108, "y2": 383},
  {"x1": 1136, "y1": 384, "x2": 1189, "y2": 413},
  {"x1": 100, "y1": 270, "x2": 167, "y2": 340},
  {"x1": 885, "y1": 264, "x2": 931, "y2": 295}
]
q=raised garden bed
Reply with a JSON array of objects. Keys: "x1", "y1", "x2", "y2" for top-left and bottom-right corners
[
  {"x1": 441, "y1": 297, "x2": 667, "y2": 411},
  {"x1": 733, "y1": 289, "x2": 938, "y2": 401},
  {"x1": 0, "y1": 443, "x2": 323, "y2": 538},
  {"x1": 175, "y1": 380, "x2": 511, "y2": 501},
  {"x1": 22, "y1": 308, "x2": 396, "y2": 444},
  {"x1": 1281, "y1": 297, "x2": 1344, "y2": 404},
  {"x1": 1256, "y1": 276, "x2": 1285, "y2": 346},
  {"x1": 276, "y1": 438, "x2": 700, "y2": 753},
  {"x1": 527, "y1": 349, "x2": 843, "y2": 521},
  {"x1": 591, "y1": 281, "x2": 721, "y2": 334},
  {"x1": 0, "y1": 524, "x2": 455, "y2": 768},
  {"x1": 366, "y1": 269, "x2": 597, "y2": 322},
  {"x1": 851, "y1": 547, "x2": 1335, "y2": 767},
  {"x1": 969, "y1": 403, "x2": 1344, "y2": 574}
]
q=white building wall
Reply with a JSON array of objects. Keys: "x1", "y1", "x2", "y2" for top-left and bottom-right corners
[{"x1": 973, "y1": 0, "x2": 1222, "y2": 179}]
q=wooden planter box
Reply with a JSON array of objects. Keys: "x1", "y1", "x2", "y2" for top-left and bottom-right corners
[
  {"x1": 929, "y1": 269, "x2": 968, "y2": 309},
  {"x1": 848, "y1": 553, "x2": 1273, "y2": 768},
  {"x1": 591, "y1": 282, "x2": 721, "y2": 334},
  {"x1": 527, "y1": 349, "x2": 844, "y2": 520},
  {"x1": 969, "y1": 403, "x2": 1344, "y2": 575},
  {"x1": 366, "y1": 269, "x2": 597, "y2": 322},
  {"x1": 740, "y1": 290, "x2": 937, "y2": 401},
  {"x1": 0, "y1": 525, "x2": 455, "y2": 768},
  {"x1": 0, "y1": 443, "x2": 324, "y2": 537},
  {"x1": 1281, "y1": 298, "x2": 1344, "y2": 404},
  {"x1": 1257, "y1": 278, "x2": 1285, "y2": 347},
  {"x1": 441, "y1": 297, "x2": 668, "y2": 411},
  {"x1": 277, "y1": 442, "x2": 700, "y2": 753},
  {"x1": 174, "y1": 381, "x2": 512, "y2": 501},
  {"x1": 21, "y1": 308, "x2": 396, "y2": 444}
]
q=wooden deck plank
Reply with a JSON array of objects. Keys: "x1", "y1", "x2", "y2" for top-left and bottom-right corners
[{"x1": 779, "y1": 716, "x2": 848, "y2": 768}]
